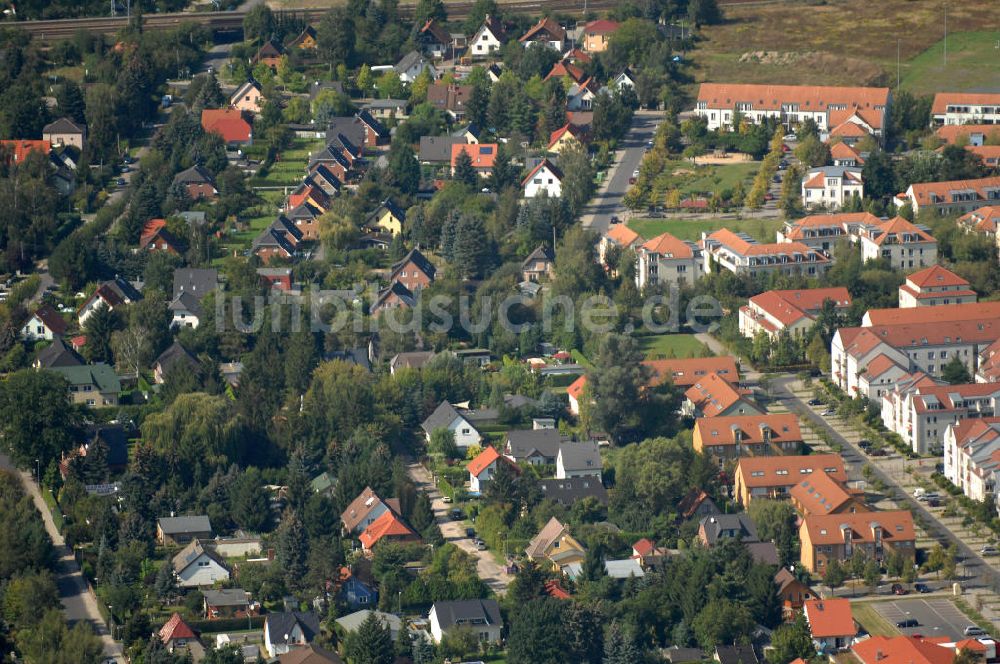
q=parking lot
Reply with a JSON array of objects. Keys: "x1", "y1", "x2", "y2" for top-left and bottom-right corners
[{"x1": 873, "y1": 598, "x2": 977, "y2": 640}]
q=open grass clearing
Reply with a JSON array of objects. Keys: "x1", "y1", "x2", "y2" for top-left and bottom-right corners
[
  {"x1": 653, "y1": 160, "x2": 758, "y2": 197},
  {"x1": 627, "y1": 216, "x2": 783, "y2": 244},
  {"x1": 901, "y1": 31, "x2": 1000, "y2": 95},
  {"x1": 637, "y1": 333, "x2": 706, "y2": 359}
]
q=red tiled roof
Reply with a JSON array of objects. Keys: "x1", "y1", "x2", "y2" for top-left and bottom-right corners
[
  {"x1": 695, "y1": 413, "x2": 801, "y2": 446},
  {"x1": 544, "y1": 580, "x2": 571, "y2": 599},
  {"x1": 467, "y1": 445, "x2": 502, "y2": 477},
  {"x1": 566, "y1": 374, "x2": 587, "y2": 399},
  {"x1": 802, "y1": 511, "x2": 915, "y2": 546},
  {"x1": 685, "y1": 372, "x2": 755, "y2": 417},
  {"x1": 583, "y1": 19, "x2": 620, "y2": 34},
  {"x1": 865, "y1": 216, "x2": 935, "y2": 246},
  {"x1": 932, "y1": 92, "x2": 1000, "y2": 114},
  {"x1": 451, "y1": 143, "x2": 498, "y2": 169},
  {"x1": 908, "y1": 175, "x2": 1000, "y2": 207},
  {"x1": 853, "y1": 636, "x2": 955, "y2": 664},
  {"x1": 736, "y1": 454, "x2": 846, "y2": 488},
  {"x1": 641, "y1": 232, "x2": 694, "y2": 259},
  {"x1": 958, "y1": 205, "x2": 1000, "y2": 233},
  {"x1": 643, "y1": 356, "x2": 739, "y2": 388},
  {"x1": 698, "y1": 83, "x2": 889, "y2": 129},
  {"x1": 864, "y1": 302, "x2": 1000, "y2": 326},
  {"x1": 935, "y1": 124, "x2": 1000, "y2": 145},
  {"x1": 910, "y1": 382, "x2": 1000, "y2": 414},
  {"x1": 860, "y1": 354, "x2": 904, "y2": 380},
  {"x1": 519, "y1": 17, "x2": 566, "y2": 43},
  {"x1": 160, "y1": 613, "x2": 197, "y2": 643},
  {"x1": 0, "y1": 139, "x2": 50, "y2": 164},
  {"x1": 140, "y1": 218, "x2": 167, "y2": 247},
  {"x1": 201, "y1": 109, "x2": 252, "y2": 144},
  {"x1": 547, "y1": 123, "x2": 586, "y2": 150},
  {"x1": 829, "y1": 121, "x2": 870, "y2": 138},
  {"x1": 705, "y1": 228, "x2": 829, "y2": 259},
  {"x1": 544, "y1": 61, "x2": 584, "y2": 83},
  {"x1": 747, "y1": 287, "x2": 851, "y2": 327},
  {"x1": 605, "y1": 223, "x2": 642, "y2": 248},
  {"x1": 358, "y1": 510, "x2": 417, "y2": 549},
  {"x1": 906, "y1": 264, "x2": 969, "y2": 289},
  {"x1": 804, "y1": 598, "x2": 855, "y2": 638},
  {"x1": 831, "y1": 141, "x2": 864, "y2": 163}
]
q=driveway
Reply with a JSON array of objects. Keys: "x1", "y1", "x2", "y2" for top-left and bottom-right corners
[
  {"x1": 773, "y1": 376, "x2": 1000, "y2": 594},
  {"x1": 0, "y1": 454, "x2": 124, "y2": 662},
  {"x1": 406, "y1": 462, "x2": 512, "y2": 594},
  {"x1": 580, "y1": 109, "x2": 661, "y2": 235}
]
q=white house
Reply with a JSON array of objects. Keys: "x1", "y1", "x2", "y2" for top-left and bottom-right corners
[
  {"x1": 394, "y1": 50, "x2": 438, "y2": 84},
  {"x1": 522, "y1": 159, "x2": 563, "y2": 198},
  {"x1": 229, "y1": 79, "x2": 263, "y2": 114},
  {"x1": 614, "y1": 68, "x2": 636, "y2": 92},
  {"x1": 931, "y1": 92, "x2": 1000, "y2": 126},
  {"x1": 77, "y1": 278, "x2": 141, "y2": 326},
  {"x1": 943, "y1": 417, "x2": 1000, "y2": 503},
  {"x1": 420, "y1": 401, "x2": 484, "y2": 448},
  {"x1": 898, "y1": 265, "x2": 976, "y2": 308},
  {"x1": 169, "y1": 291, "x2": 203, "y2": 329},
  {"x1": 555, "y1": 441, "x2": 602, "y2": 480},
  {"x1": 567, "y1": 78, "x2": 600, "y2": 112},
  {"x1": 738, "y1": 287, "x2": 852, "y2": 341},
  {"x1": 701, "y1": 229, "x2": 830, "y2": 278},
  {"x1": 467, "y1": 446, "x2": 516, "y2": 493},
  {"x1": 635, "y1": 232, "x2": 704, "y2": 289},
  {"x1": 801, "y1": 166, "x2": 864, "y2": 210},
  {"x1": 263, "y1": 611, "x2": 321, "y2": 658},
  {"x1": 856, "y1": 216, "x2": 937, "y2": 270},
  {"x1": 428, "y1": 600, "x2": 503, "y2": 644},
  {"x1": 883, "y1": 381, "x2": 1000, "y2": 455},
  {"x1": 171, "y1": 539, "x2": 230, "y2": 588},
  {"x1": 20, "y1": 304, "x2": 67, "y2": 341},
  {"x1": 470, "y1": 15, "x2": 505, "y2": 57},
  {"x1": 518, "y1": 17, "x2": 566, "y2": 51}
]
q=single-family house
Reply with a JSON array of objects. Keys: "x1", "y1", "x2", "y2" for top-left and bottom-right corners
[
  {"x1": 172, "y1": 539, "x2": 230, "y2": 588},
  {"x1": 774, "y1": 567, "x2": 815, "y2": 617},
  {"x1": 230, "y1": 78, "x2": 264, "y2": 114},
  {"x1": 428, "y1": 599, "x2": 503, "y2": 644},
  {"x1": 581, "y1": 19, "x2": 619, "y2": 52},
  {"x1": 418, "y1": 18, "x2": 452, "y2": 58},
  {"x1": 358, "y1": 510, "x2": 419, "y2": 551},
  {"x1": 288, "y1": 25, "x2": 318, "y2": 49},
  {"x1": 201, "y1": 109, "x2": 253, "y2": 146},
  {"x1": 547, "y1": 123, "x2": 587, "y2": 154},
  {"x1": 469, "y1": 15, "x2": 506, "y2": 56},
  {"x1": 361, "y1": 98, "x2": 409, "y2": 120},
  {"x1": 253, "y1": 39, "x2": 284, "y2": 69},
  {"x1": 504, "y1": 428, "x2": 564, "y2": 465},
  {"x1": 204, "y1": 588, "x2": 251, "y2": 619},
  {"x1": 421, "y1": 400, "x2": 484, "y2": 448},
  {"x1": 336, "y1": 566, "x2": 379, "y2": 609},
  {"x1": 160, "y1": 613, "x2": 198, "y2": 653},
  {"x1": 521, "y1": 245, "x2": 555, "y2": 282},
  {"x1": 467, "y1": 445, "x2": 519, "y2": 493},
  {"x1": 801, "y1": 166, "x2": 864, "y2": 210},
  {"x1": 419, "y1": 135, "x2": 467, "y2": 164},
  {"x1": 264, "y1": 611, "x2": 321, "y2": 658},
  {"x1": 831, "y1": 141, "x2": 865, "y2": 167},
  {"x1": 366, "y1": 199, "x2": 406, "y2": 235},
  {"x1": 522, "y1": 159, "x2": 563, "y2": 198},
  {"x1": 157, "y1": 515, "x2": 212, "y2": 546},
  {"x1": 340, "y1": 486, "x2": 401, "y2": 535},
  {"x1": 525, "y1": 517, "x2": 586, "y2": 573},
  {"x1": 42, "y1": 117, "x2": 86, "y2": 149},
  {"x1": 803, "y1": 598, "x2": 856, "y2": 653},
  {"x1": 21, "y1": 304, "x2": 67, "y2": 341},
  {"x1": 519, "y1": 17, "x2": 565, "y2": 50},
  {"x1": 138, "y1": 218, "x2": 183, "y2": 255},
  {"x1": 698, "y1": 514, "x2": 759, "y2": 547},
  {"x1": 34, "y1": 338, "x2": 83, "y2": 369},
  {"x1": 335, "y1": 610, "x2": 402, "y2": 643},
  {"x1": 395, "y1": 50, "x2": 438, "y2": 84},
  {"x1": 370, "y1": 281, "x2": 415, "y2": 317},
  {"x1": 389, "y1": 248, "x2": 436, "y2": 293},
  {"x1": 77, "y1": 277, "x2": 141, "y2": 326},
  {"x1": 677, "y1": 488, "x2": 720, "y2": 521},
  {"x1": 51, "y1": 364, "x2": 121, "y2": 407},
  {"x1": 555, "y1": 440, "x2": 601, "y2": 480},
  {"x1": 278, "y1": 645, "x2": 344, "y2": 664},
  {"x1": 537, "y1": 477, "x2": 608, "y2": 506},
  {"x1": 567, "y1": 77, "x2": 601, "y2": 112},
  {"x1": 153, "y1": 341, "x2": 199, "y2": 384}
]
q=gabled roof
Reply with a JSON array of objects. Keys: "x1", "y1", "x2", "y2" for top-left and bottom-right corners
[
  {"x1": 695, "y1": 413, "x2": 802, "y2": 446},
  {"x1": 287, "y1": 24, "x2": 318, "y2": 48},
  {"x1": 582, "y1": 19, "x2": 620, "y2": 34},
  {"x1": 852, "y1": 636, "x2": 955, "y2": 664},
  {"x1": 522, "y1": 244, "x2": 555, "y2": 268},
  {"x1": 736, "y1": 454, "x2": 847, "y2": 488},
  {"x1": 395, "y1": 50, "x2": 431, "y2": 75},
  {"x1": 372, "y1": 281, "x2": 415, "y2": 311},
  {"x1": 431, "y1": 599, "x2": 502, "y2": 630},
  {"x1": 788, "y1": 470, "x2": 859, "y2": 515},
  {"x1": 905, "y1": 264, "x2": 969, "y2": 290},
  {"x1": 229, "y1": 78, "x2": 262, "y2": 105},
  {"x1": 774, "y1": 567, "x2": 810, "y2": 594},
  {"x1": 644, "y1": 356, "x2": 740, "y2": 388},
  {"x1": 173, "y1": 268, "x2": 218, "y2": 300},
  {"x1": 557, "y1": 440, "x2": 600, "y2": 472},
  {"x1": 830, "y1": 141, "x2": 864, "y2": 163},
  {"x1": 279, "y1": 644, "x2": 345, "y2": 664},
  {"x1": 172, "y1": 538, "x2": 227, "y2": 574},
  {"x1": 525, "y1": 516, "x2": 570, "y2": 558},
  {"x1": 419, "y1": 135, "x2": 466, "y2": 162},
  {"x1": 173, "y1": 163, "x2": 215, "y2": 186},
  {"x1": 421, "y1": 400, "x2": 470, "y2": 434},
  {"x1": 703, "y1": 228, "x2": 829, "y2": 260},
  {"x1": 451, "y1": 143, "x2": 497, "y2": 169},
  {"x1": 935, "y1": 124, "x2": 1000, "y2": 144},
  {"x1": 697, "y1": 83, "x2": 890, "y2": 129},
  {"x1": 467, "y1": 445, "x2": 504, "y2": 477},
  {"x1": 699, "y1": 514, "x2": 758, "y2": 545},
  {"x1": 475, "y1": 14, "x2": 506, "y2": 41},
  {"x1": 155, "y1": 341, "x2": 198, "y2": 374},
  {"x1": 677, "y1": 488, "x2": 716, "y2": 519},
  {"x1": 538, "y1": 477, "x2": 607, "y2": 505},
  {"x1": 266, "y1": 611, "x2": 320, "y2": 646},
  {"x1": 641, "y1": 232, "x2": 695, "y2": 259},
  {"x1": 359, "y1": 510, "x2": 417, "y2": 549},
  {"x1": 829, "y1": 121, "x2": 870, "y2": 138},
  {"x1": 340, "y1": 486, "x2": 398, "y2": 533},
  {"x1": 566, "y1": 374, "x2": 587, "y2": 400},
  {"x1": 43, "y1": 117, "x2": 86, "y2": 134},
  {"x1": 35, "y1": 338, "x2": 83, "y2": 368},
  {"x1": 160, "y1": 612, "x2": 198, "y2": 643},
  {"x1": 505, "y1": 428, "x2": 563, "y2": 460},
  {"x1": 685, "y1": 372, "x2": 757, "y2": 417},
  {"x1": 932, "y1": 92, "x2": 1000, "y2": 114},
  {"x1": 203, "y1": 588, "x2": 249, "y2": 607},
  {"x1": 544, "y1": 61, "x2": 584, "y2": 83},
  {"x1": 419, "y1": 18, "x2": 451, "y2": 45},
  {"x1": 51, "y1": 363, "x2": 121, "y2": 394},
  {"x1": 519, "y1": 17, "x2": 566, "y2": 43},
  {"x1": 390, "y1": 248, "x2": 435, "y2": 283},
  {"x1": 605, "y1": 223, "x2": 642, "y2": 248},
  {"x1": 747, "y1": 287, "x2": 851, "y2": 328},
  {"x1": 863, "y1": 302, "x2": 1000, "y2": 326},
  {"x1": 522, "y1": 159, "x2": 563, "y2": 187},
  {"x1": 201, "y1": 109, "x2": 252, "y2": 143},
  {"x1": 0, "y1": 140, "x2": 49, "y2": 164},
  {"x1": 802, "y1": 510, "x2": 915, "y2": 545},
  {"x1": 907, "y1": 175, "x2": 1000, "y2": 207},
  {"x1": 159, "y1": 514, "x2": 211, "y2": 535},
  {"x1": 804, "y1": 598, "x2": 855, "y2": 638},
  {"x1": 169, "y1": 291, "x2": 202, "y2": 318},
  {"x1": 31, "y1": 304, "x2": 67, "y2": 336}
]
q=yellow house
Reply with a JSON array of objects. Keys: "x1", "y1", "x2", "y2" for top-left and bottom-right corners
[
  {"x1": 547, "y1": 123, "x2": 586, "y2": 154},
  {"x1": 525, "y1": 517, "x2": 586, "y2": 573},
  {"x1": 289, "y1": 26, "x2": 318, "y2": 50},
  {"x1": 230, "y1": 80, "x2": 264, "y2": 115},
  {"x1": 366, "y1": 199, "x2": 406, "y2": 236}
]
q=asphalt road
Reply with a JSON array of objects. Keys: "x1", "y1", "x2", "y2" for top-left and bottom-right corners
[
  {"x1": 406, "y1": 462, "x2": 512, "y2": 594},
  {"x1": 773, "y1": 376, "x2": 1000, "y2": 594},
  {"x1": 0, "y1": 454, "x2": 124, "y2": 662},
  {"x1": 581, "y1": 109, "x2": 661, "y2": 235},
  {"x1": 874, "y1": 597, "x2": 977, "y2": 640}
]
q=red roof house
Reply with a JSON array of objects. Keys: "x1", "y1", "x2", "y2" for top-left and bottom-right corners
[
  {"x1": 159, "y1": 612, "x2": 198, "y2": 651},
  {"x1": 358, "y1": 510, "x2": 419, "y2": 551},
  {"x1": 201, "y1": 109, "x2": 253, "y2": 145}
]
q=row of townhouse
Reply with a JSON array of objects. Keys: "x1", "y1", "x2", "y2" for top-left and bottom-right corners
[
  {"x1": 900, "y1": 175, "x2": 1000, "y2": 217},
  {"x1": 700, "y1": 229, "x2": 831, "y2": 278},
  {"x1": 931, "y1": 92, "x2": 1000, "y2": 126},
  {"x1": 738, "y1": 286, "x2": 852, "y2": 341},
  {"x1": 881, "y1": 380, "x2": 1000, "y2": 455},
  {"x1": 943, "y1": 418, "x2": 1000, "y2": 507},
  {"x1": 778, "y1": 213, "x2": 938, "y2": 270}
]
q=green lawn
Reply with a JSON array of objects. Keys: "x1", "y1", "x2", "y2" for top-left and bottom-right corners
[
  {"x1": 652, "y1": 160, "x2": 758, "y2": 197},
  {"x1": 628, "y1": 217, "x2": 783, "y2": 244},
  {"x1": 249, "y1": 137, "x2": 325, "y2": 188},
  {"x1": 901, "y1": 31, "x2": 1000, "y2": 95},
  {"x1": 637, "y1": 333, "x2": 706, "y2": 359}
]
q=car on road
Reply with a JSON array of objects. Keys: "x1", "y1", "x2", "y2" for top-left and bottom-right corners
[
  {"x1": 964, "y1": 626, "x2": 986, "y2": 637},
  {"x1": 782, "y1": 133, "x2": 797, "y2": 141},
  {"x1": 773, "y1": 174, "x2": 782, "y2": 183},
  {"x1": 914, "y1": 583, "x2": 931, "y2": 593},
  {"x1": 807, "y1": 398, "x2": 824, "y2": 406},
  {"x1": 980, "y1": 545, "x2": 999, "y2": 556},
  {"x1": 449, "y1": 508, "x2": 463, "y2": 521},
  {"x1": 442, "y1": 495, "x2": 452, "y2": 503},
  {"x1": 120, "y1": 166, "x2": 130, "y2": 174},
  {"x1": 858, "y1": 439, "x2": 872, "y2": 449},
  {"x1": 764, "y1": 193, "x2": 775, "y2": 201},
  {"x1": 116, "y1": 178, "x2": 126, "y2": 186},
  {"x1": 869, "y1": 447, "x2": 888, "y2": 456},
  {"x1": 896, "y1": 618, "x2": 919, "y2": 628},
  {"x1": 475, "y1": 539, "x2": 487, "y2": 550},
  {"x1": 465, "y1": 527, "x2": 476, "y2": 538},
  {"x1": 820, "y1": 408, "x2": 836, "y2": 416},
  {"x1": 122, "y1": 155, "x2": 133, "y2": 164},
  {"x1": 891, "y1": 583, "x2": 908, "y2": 595},
  {"x1": 610, "y1": 215, "x2": 621, "y2": 225},
  {"x1": 646, "y1": 140, "x2": 654, "y2": 148},
  {"x1": 917, "y1": 492, "x2": 940, "y2": 502}
]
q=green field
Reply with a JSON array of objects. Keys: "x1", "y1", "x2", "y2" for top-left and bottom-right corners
[
  {"x1": 627, "y1": 217, "x2": 783, "y2": 244},
  {"x1": 249, "y1": 137, "x2": 325, "y2": 188},
  {"x1": 637, "y1": 333, "x2": 707, "y2": 359},
  {"x1": 653, "y1": 160, "x2": 758, "y2": 197},
  {"x1": 901, "y1": 31, "x2": 1000, "y2": 95}
]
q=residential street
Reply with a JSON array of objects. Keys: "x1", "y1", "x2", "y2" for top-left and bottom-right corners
[
  {"x1": 772, "y1": 376, "x2": 1000, "y2": 595},
  {"x1": 406, "y1": 462, "x2": 512, "y2": 594},
  {"x1": 0, "y1": 454, "x2": 124, "y2": 663},
  {"x1": 580, "y1": 109, "x2": 661, "y2": 235}
]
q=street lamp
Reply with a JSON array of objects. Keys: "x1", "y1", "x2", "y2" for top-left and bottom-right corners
[
  {"x1": 35, "y1": 458, "x2": 40, "y2": 485},
  {"x1": 107, "y1": 605, "x2": 114, "y2": 640}
]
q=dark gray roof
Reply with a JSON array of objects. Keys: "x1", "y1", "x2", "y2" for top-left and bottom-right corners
[
  {"x1": 538, "y1": 478, "x2": 607, "y2": 505},
  {"x1": 663, "y1": 647, "x2": 706, "y2": 663},
  {"x1": 169, "y1": 291, "x2": 202, "y2": 318},
  {"x1": 159, "y1": 515, "x2": 212, "y2": 535},
  {"x1": 746, "y1": 541, "x2": 780, "y2": 567},
  {"x1": 522, "y1": 245, "x2": 555, "y2": 270},
  {"x1": 326, "y1": 348, "x2": 370, "y2": 371},
  {"x1": 265, "y1": 611, "x2": 320, "y2": 645},
  {"x1": 372, "y1": 281, "x2": 415, "y2": 311},
  {"x1": 177, "y1": 210, "x2": 207, "y2": 227},
  {"x1": 419, "y1": 135, "x2": 465, "y2": 163},
  {"x1": 107, "y1": 277, "x2": 142, "y2": 303},
  {"x1": 505, "y1": 429, "x2": 564, "y2": 460},
  {"x1": 390, "y1": 248, "x2": 436, "y2": 281},
  {"x1": 503, "y1": 394, "x2": 538, "y2": 410},
  {"x1": 325, "y1": 118, "x2": 366, "y2": 150},
  {"x1": 431, "y1": 599, "x2": 502, "y2": 630},
  {"x1": 421, "y1": 400, "x2": 466, "y2": 435},
  {"x1": 395, "y1": 50, "x2": 430, "y2": 74},
  {"x1": 309, "y1": 80, "x2": 345, "y2": 100},
  {"x1": 171, "y1": 538, "x2": 227, "y2": 574},
  {"x1": 43, "y1": 117, "x2": 85, "y2": 134},
  {"x1": 699, "y1": 514, "x2": 759, "y2": 546},
  {"x1": 173, "y1": 268, "x2": 218, "y2": 300},
  {"x1": 203, "y1": 588, "x2": 248, "y2": 607},
  {"x1": 155, "y1": 341, "x2": 198, "y2": 374},
  {"x1": 309, "y1": 143, "x2": 352, "y2": 171},
  {"x1": 173, "y1": 164, "x2": 215, "y2": 186},
  {"x1": 35, "y1": 338, "x2": 83, "y2": 368},
  {"x1": 391, "y1": 350, "x2": 436, "y2": 370},
  {"x1": 87, "y1": 424, "x2": 129, "y2": 467},
  {"x1": 715, "y1": 645, "x2": 759, "y2": 664},
  {"x1": 557, "y1": 441, "x2": 601, "y2": 472}
]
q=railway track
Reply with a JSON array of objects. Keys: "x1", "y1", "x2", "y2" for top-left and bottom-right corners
[{"x1": 4, "y1": 0, "x2": 782, "y2": 41}]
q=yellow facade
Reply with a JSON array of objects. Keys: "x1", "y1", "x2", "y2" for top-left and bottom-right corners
[{"x1": 375, "y1": 209, "x2": 403, "y2": 235}]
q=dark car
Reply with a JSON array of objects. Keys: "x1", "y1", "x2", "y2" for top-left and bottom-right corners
[
  {"x1": 465, "y1": 527, "x2": 476, "y2": 538},
  {"x1": 858, "y1": 439, "x2": 872, "y2": 448},
  {"x1": 891, "y1": 583, "x2": 908, "y2": 595},
  {"x1": 610, "y1": 216, "x2": 621, "y2": 225},
  {"x1": 449, "y1": 508, "x2": 463, "y2": 521},
  {"x1": 896, "y1": 618, "x2": 919, "y2": 628},
  {"x1": 914, "y1": 583, "x2": 931, "y2": 593},
  {"x1": 807, "y1": 398, "x2": 824, "y2": 406},
  {"x1": 116, "y1": 178, "x2": 126, "y2": 186},
  {"x1": 869, "y1": 448, "x2": 888, "y2": 457}
]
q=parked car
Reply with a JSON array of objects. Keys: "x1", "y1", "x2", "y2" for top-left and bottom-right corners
[
  {"x1": 891, "y1": 583, "x2": 908, "y2": 595},
  {"x1": 980, "y1": 545, "x2": 999, "y2": 556},
  {"x1": 918, "y1": 492, "x2": 941, "y2": 502},
  {"x1": 449, "y1": 508, "x2": 463, "y2": 521},
  {"x1": 610, "y1": 215, "x2": 621, "y2": 225},
  {"x1": 869, "y1": 448, "x2": 888, "y2": 457},
  {"x1": 820, "y1": 408, "x2": 836, "y2": 416},
  {"x1": 926, "y1": 497, "x2": 941, "y2": 507},
  {"x1": 764, "y1": 193, "x2": 775, "y2": 201},
  {"x1": 475, "y1": 539, "x2": 487, "y2": 550},
  {"x1": 120, "y1": 166, "x2": 130, "y2": 174},
  {"x1": 858, "y1": 439, "x2": 872, "y2": 449},
  {"x1": 116, "y1": 178, "x2": 126, "y2": 186},
  {"x1": 807, "y1": 399, "x2": 824, "y2": 406},
  {"x1": 964, "y1": 626, "x2": 986, "y2": 637},
  {"x1": 442, "y1": 495, "x2": 452, "y2": 504},
  {"x1": 896, "y1": 618, "x2": 919, "y2": 628},
  {"x1": 465, "y1": 527, "x2": 476, "y2": 538},
  {"x1": 914, "y1": 583, "x2": 931, "y2": 593},
  {"x1": 782, "y1": 133, "x2": 797, "y2": 141}
]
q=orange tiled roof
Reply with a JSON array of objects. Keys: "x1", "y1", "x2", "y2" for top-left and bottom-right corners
[
  {"x1": 935, "y1": 124, "x2": 1000, "y2": 144},
  {"x1": 201, "y1": 109, "x2": 252, "y2": 143},
  {"x1": 467, "y1": 445, "x2": 502, "y2": 477},
  {"x1": 544, "y1": 61, "x2": 584, "y2": 83},
  {"x1": 910, "y1": 382, "x2": 1000, "y2": 414},
  {"x1": 829, "y1": 121, "x2": 870, "y2": 138},
  {"x1": 698, "y1": 83, "x2": 889, "y2": 128},
  {"x1": 0, "y1": 139, "x2": 51, "y2": 164},
  {"x1": 966, "y1": 145, "x2": 1000, "y2": 164},
  {"x1": 643, "y1": 356, "x2": 740, "y2": 388},
  {"x1": 831, "y1": 141, "x2": 864, "y2": 163},
  {"x1": 605, "y1": 223, "x2": 642, "y2": 248},
  {"x1": 853, "y1": 636, "x2": 955, "y2": 664},
  {"x1": 359, "y1": 510, "x2": 416, "y2": 549},
  {"x1": 864, "y1": 302, "x2": 1000, "y2": 326},
  {"x1": 860, "y1": 354, "x2": 905, "y2": 380},
  {"x1": 451, "y1": 143, "x2": 498, "y2": 169},
  {"x1": 735, "y1": 454, "x2": 846, "y2": 488},
  {"x1": 748, "y1": 287, "x2": 851, "y2": 327},
  {"x1": 685, "y1": 372, "x2": 753, "y2": 417},
  {"x1": 566, "y1": 374, "x2": 587, "y2": 399},
  {"x1": 932, "y1": 92, "x2": 1000, "y2": 114},
  {"x1": 160, "y1": 613, "x2": 197, "y2": 643},
  {"x1": 959, "y1": 205, "x2": 1000, "y2": 234},
  {"x1": 694, "y1": 413, "x2": 801, "y2": 445},
  {"x1": 866, "y1": 216, "x2": 935, "y2": 246},
  {"x1": 905, "y1": 264, "x2": 969, "y2": 289},
  {"x1": 140, "y1": 219, "x2": 167, "y2": 247},
  {"x1": 788, "y1": 469, "x2": 858, "y2": 515},
  {"x1": 908, "y1": 175, "x2": 1000, "y2": 207},
  {"x1": 705, "y1": 228, "x2": 829, "y2": 259},
  {"x1": 802, "y1": 510, "x2": 914, "y2": 546},
  {"x1": 641, "y1": 232, "x2": 694, "y2": 259},
  {"x1": 804, "y1": 598, "x2": 855, "y2": 637}
]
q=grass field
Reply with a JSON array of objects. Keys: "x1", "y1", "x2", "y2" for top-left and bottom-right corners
[
  {"x1": 627, "y1": 216, "x2": 783, "y2": 244},
  {"x1": 638, "y1": 333, "x2": 706, "y2": 359},
  {"x1": 695, "y1": 0, "x2": 1000, "y2": 87},
  {"x1": 249, "y1": 137, "x2": 324, "y2": 189},
  {"x1": 654, "y1": 160, "x2": 758, "y2": 197},
  {"x1": 900, "y1": 31, "x2": 1000, "y2": 95}
]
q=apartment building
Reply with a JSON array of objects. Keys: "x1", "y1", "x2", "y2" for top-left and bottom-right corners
[
  {"x1": 643, "y1": 356, "x2": 741, "y2": 389},
  {"x1": 801, "y1": 166, "x2": 864, "y2": 210},
  {"x1": 798, "y1": 511, "x2": 915, "y2": 574},
  {"x1": 635, "y1": 232, "x2": 704, "y2": 289},
  {"x1": 957, "y1": 205, "x2": 1000, "y2": 236},
  {"x1": 683, "y1": 372, "x2": 763, "y2": 419},
  {"x1": 943, "y1": 417, "x2": 1000, "y2": 503},
  {"x1": 692, "y1": 84, "x2": 890, "y2": 136},
  {"x1": 700, "y1": 229, "x2": 830, "y2": 278},
  {"x1": 739, "y1": 287, "x2": 851, "y2": 340},
  {"x1": 777, "y1": 212, "x2": 880, "y2": 252},
  {"x1": 733, "y1": 454, "x2": 847, "y2": 507},
  {"x1": 788, "y1": 470, "x2": 868, "y2": 518},
  {"x1": 898, "y1": 265, "x2": 976, "y2": 308},
  {"x1": 856, "y1": 217, "x2": 937, "y2": 270},
  {"x1": 901, "y1": 175, "x2": 1000, "y2": 216},
  {"x1": 597, "y1": 224, "x2": 644, "y2": 270},
  {"x1": 692, "y1": 414, "x2": 804, "y2": 464},
  {"x1": 882, "y1": 381, "x2": 1000, "y2": 455},
  {"x1": 931, "y1": 92, "x2": 1000, "y2": 126},
  {"x1": 862, "y1": 301, "x2": 1000, "y2": 327},
  {"x1": 935, "y1": 124, "x2": 1000, "y2": 145}
]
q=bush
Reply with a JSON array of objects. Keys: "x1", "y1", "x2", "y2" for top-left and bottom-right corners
[{"x1": 188, "y1": 615, "x2": 265, "y2": 634}]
